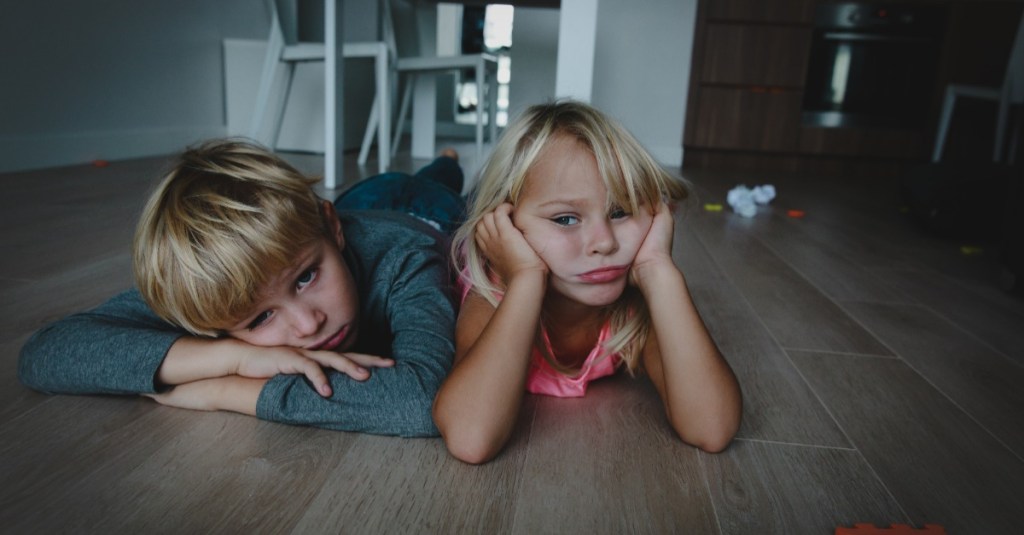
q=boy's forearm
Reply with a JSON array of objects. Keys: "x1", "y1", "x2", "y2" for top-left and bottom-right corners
[
  {"x1": 148, "y1": 375, "x2": 264, "y2": 415},
  {"x1": 157, "y1": 337, "x2": 244, "y2": 386}
]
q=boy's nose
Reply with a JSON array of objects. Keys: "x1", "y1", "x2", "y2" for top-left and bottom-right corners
[
  {"x1": 290, "y1": 305, "x2": 325, "y2": 338},
  {"x1": 587, "y1": 220, "x2": 618, "y2": 255}
]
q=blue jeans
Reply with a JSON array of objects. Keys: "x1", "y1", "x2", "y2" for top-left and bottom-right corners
[{"x1": 333, "y1": 156, "x2": 466, "y2": 235}]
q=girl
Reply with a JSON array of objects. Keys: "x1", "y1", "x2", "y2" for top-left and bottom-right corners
[{"x1": 432, "y1": 100, "x2": 742, "y2": 464}]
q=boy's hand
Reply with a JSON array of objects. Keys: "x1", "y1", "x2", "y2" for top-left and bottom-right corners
[
  {"x1": 630, "y1": 202, "x2": 678, "y2": 288},
  {"x1": 476, "y1": 203, "x2": 548, "y2": 284},
  {"x1": 234, "y1": 346, "x2": 395, "y2": 397}
]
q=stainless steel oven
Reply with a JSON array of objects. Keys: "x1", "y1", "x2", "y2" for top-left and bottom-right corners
[{"x1": 802, "y1": 2, "x2": 946, "y2": 128}]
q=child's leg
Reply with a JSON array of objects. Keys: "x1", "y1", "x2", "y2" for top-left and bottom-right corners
[
  {"x1": 333, "y1": 155, "x2": 466, "y2": 235},
  {"x1": 413, "y1": 152, "x2": 464, "y2": 194}
]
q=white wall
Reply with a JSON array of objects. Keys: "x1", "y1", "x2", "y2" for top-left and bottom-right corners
[
  {"x1": 0, "y1": 0, "x2": 380, "y2": 174},
  {"x1": 507, "y1": 0, "x2": 696, "y2": 167},
  {"x1": 508, "y1": 7, "x2": 561, "y2": 121},
  {"x1": 591, "y1": 0, "x2": 695, "y2": 166},
  {"x1": 0, "y1": 0, "x2": 695, "y2": 173}
]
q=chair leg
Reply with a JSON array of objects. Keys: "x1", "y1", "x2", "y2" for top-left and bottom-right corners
[
  {"x1": 1009, "y1": 106, "x2": 1022, "y2": 165},
  {"x1": 250, "y1": 12, "x2": 286, "y2": 145},
  {"x1": 358, "y1": 94, "x2": 380, "y2": 167},
  {"x1": 392, "y1": 76, "x2": 414, "y2": 155},
  {"x1": 488, "y1": 64, "x2": 498, "y2": 144},
  {"x1": 475, "y1": 62, "x2": 485, "y2": 160},
  {"x1": 375, "y1": 46, "x2": 390, "y2": 173},
  {"x1": 994, "y1": 89, "x2": 1010, "y2": 162},
  {"x1": 932, "y1": 87, "x2": 957, "y2": 162},
  {"x1": 270, "y1": 62, "x2": 297, "y2": 149}
]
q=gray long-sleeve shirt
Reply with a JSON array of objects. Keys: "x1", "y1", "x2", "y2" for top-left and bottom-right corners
[{"x1": 18, "y1": 210, "x2": 455, "y2": 437}]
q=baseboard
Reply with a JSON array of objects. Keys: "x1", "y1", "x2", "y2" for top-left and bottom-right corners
[{"x1": 0, "y1": 125, "x2": 227, "y2": 174}]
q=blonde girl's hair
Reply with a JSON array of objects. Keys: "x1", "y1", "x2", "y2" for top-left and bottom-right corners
[
  {"x1": 452, "y1": 99, "x2": 690, "y2": 372},
  {"x1": 133, "y1": 138, "x2": 330, "y2": 336}
]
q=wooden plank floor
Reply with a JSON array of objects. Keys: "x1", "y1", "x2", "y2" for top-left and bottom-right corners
[{"x1": 2, "y1": 144, "x2": 1023, "y2": 533}]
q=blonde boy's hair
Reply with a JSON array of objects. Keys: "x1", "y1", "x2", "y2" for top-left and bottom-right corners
[
  {"x1": 133, "y1": 139, "x2": 329, "y2": 336},
  {"x1": 453, "y1": 99, "x2": 690, "y2": 373}
]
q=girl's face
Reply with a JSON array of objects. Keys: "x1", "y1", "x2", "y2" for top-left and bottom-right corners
[{"x1": 512, "y1": 135, "x2": 654, "y2": 308}]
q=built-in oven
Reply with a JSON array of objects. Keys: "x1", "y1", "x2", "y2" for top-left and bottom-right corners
[{"x1": 802, "y1": 2, "x2": 946, "y2": 129}]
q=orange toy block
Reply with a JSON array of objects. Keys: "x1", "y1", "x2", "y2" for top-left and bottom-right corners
[{"x1": 835, "y1": 523, "x2": 946, "y2": 535}]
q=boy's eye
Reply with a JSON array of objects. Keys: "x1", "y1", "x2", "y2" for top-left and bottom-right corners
[
  {"x1": 551, "y1": 215, "x2": 580, "y2": 226},
  {"x1": 296, "y1": 268, "x2": 318, "y2": 289},
  {"x1": 609, "y1": 207, "x2": 630, "y2": 219},
  {"x1": 247, "y1": 310, "x2": 273, "y2": 330}
]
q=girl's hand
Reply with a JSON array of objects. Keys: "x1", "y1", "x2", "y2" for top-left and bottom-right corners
[
  {"x1": 234, "y1": 345, "x2": 394, "y2": 397},
  {"x1": 630, "y1": 202, "x2": 678, "y2": 287},
  {"x1": 475, "y1": 203, "x2": 548, "y2": 284}
]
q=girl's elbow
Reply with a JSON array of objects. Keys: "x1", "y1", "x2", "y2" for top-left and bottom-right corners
[
  {"x1": 433, "y1": 411, "x2": 506, "y2": 464},
  {"x1": 442, "y1": 434, "x2": 503, "y2": 465},
  {"x1": 669, "y1": 414, "x2": 740, "y2": 454},
  {"x1": 693, "y1": 431, "x2": 736, "y2": 454}
]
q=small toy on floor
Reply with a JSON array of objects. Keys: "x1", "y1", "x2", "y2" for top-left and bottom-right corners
[
  {"x1": 835, "y1": 523, "x2": 946, "y2": 535},
  {"x1": 727, "y1": 184, "x2": 776, "y2": 217}
]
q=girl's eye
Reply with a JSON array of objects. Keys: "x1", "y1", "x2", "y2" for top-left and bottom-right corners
[
  {"x1": 609, "y1": 207, "x2": 630, "y2": 219},
  {"x1": 247, "y1": 310, "x2": 273, "y2": 331},
  {"x1": 297, "y1": 268, "x2": 318, "y2": 289},
  {"x1": 552, "y1": 215, "x2": 580, "y2": 226}
]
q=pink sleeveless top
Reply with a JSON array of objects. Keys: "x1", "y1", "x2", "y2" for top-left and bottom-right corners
[
  {"x1": 527, "y1": 323, "x2": 620, "y2": 397},
  {"x1": 459, "y1": 274, "x2": 621, "y2": 398}
]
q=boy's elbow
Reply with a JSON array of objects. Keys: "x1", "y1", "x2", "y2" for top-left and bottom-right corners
[
  {"x1": 17, "y1": 336, "x2": 50, "y2": 392},
  {"x1": 400, "y1": 384, "x2": 443, "y2": 438}
]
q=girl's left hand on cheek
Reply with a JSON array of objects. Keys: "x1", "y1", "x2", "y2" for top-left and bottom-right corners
[{"x1": 631, "y1": 202, "x2": 676, "y2": 283}]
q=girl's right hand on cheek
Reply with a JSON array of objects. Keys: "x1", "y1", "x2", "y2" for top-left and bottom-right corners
[{"x1": 476, "y1": 203, "x2": 548, "y2": 284}]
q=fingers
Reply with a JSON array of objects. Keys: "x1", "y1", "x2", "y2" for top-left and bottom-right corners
[
  {"x1": 300, "y1": 363, "x2": 334, "y2": 397},
  {"x1": 302, "y1": 351, "x2": 394, "y2": 391},
  {"x1": 338, "y1": 352, "x2": 395, "y2": 368}
]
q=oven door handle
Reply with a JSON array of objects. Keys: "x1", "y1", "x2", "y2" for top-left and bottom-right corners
[{"x1": 822, "y1": 31, "x2": 931, "y2": 43}]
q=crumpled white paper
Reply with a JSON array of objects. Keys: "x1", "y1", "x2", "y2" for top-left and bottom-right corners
[{"x1": 726, "y1": 184, "x2": 776, "y2": 218}]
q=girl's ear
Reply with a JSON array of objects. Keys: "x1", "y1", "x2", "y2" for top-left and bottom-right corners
[{"x1": 321, "y1": 200, "x2": 345, "y2": 250}]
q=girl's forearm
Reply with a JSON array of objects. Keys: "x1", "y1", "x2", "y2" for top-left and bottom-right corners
[
  {"x1": 638, "y1": 264, "x2": 742, "y2": 452},
  {"x1": 434, "y1": 273, "x2": 546, "y2": 463}
]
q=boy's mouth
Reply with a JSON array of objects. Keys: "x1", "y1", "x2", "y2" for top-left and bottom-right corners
[{"x1": 309, "y1": 323, "x2": 351, "y2": 351}]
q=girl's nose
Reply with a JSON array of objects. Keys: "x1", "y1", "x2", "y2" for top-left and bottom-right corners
[{"x1": 587, "y1": 219, "x2": 619, "y2": 255}]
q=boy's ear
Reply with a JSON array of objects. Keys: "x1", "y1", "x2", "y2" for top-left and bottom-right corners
[{"x1": 321, "y1": 200, "x2": 345, "y2": 249}]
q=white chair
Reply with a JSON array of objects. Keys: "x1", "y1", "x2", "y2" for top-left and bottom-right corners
[
  {"x1": 933, "y1": 10, "x2": 1024, "y2": 164},
  {"x1": 385, "y1": 0, "x2": 499, "y2": 160},
  {"x1": 249, "y1": 0, "x2": 392, "y2": 187}
]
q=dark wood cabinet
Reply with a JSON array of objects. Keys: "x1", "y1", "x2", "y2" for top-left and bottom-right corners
[
  {"x1": 690, "y1": 87, "x2": 803, "y2": 152},
  {"x1": 705, "y1": 0, "x2": 815, "y2": 23},
  {"x1": 685, "y1": 1, "x2": 812, "y2": 155},
  {"x1": 700, "y1": 24, "x2": 812, "y2": 87},
  {"x1": 684, "y1": 0, "x2": 945, "y2": 171}
]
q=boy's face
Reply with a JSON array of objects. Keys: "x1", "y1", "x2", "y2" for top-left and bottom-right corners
[{"x1": 225, "y1": 201, "x2": 360, "y2": 352}]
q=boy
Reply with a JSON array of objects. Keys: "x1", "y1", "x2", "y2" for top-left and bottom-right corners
[{"x1": 18, "y1": 139, "x2": 464, "y2": 437}]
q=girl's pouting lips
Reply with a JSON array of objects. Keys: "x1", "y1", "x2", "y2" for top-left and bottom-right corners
[
  {"x1": 309, "y1": 323, "x2": 351, "y2": 351},
  {"x1": 577, "y1": 265, "x2": 629, "y2": 284}
]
